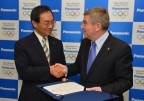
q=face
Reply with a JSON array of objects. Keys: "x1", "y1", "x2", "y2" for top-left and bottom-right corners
[
  {"x1": 32, "y1": 11, "x2": 55, "y2": 37},
  {"x1": 81, "y1": 15, "x2": 100, "y2": 41}
]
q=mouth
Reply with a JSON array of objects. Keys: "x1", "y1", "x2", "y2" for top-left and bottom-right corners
[
  {"x1": 46, "y1": 29, "x2": 52, "y2": 32},
  {"x1": 83, "y1": 31, "x2": 86, "y2": 34}
]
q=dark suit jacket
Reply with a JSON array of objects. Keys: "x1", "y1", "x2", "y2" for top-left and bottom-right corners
[
  {"x1": 14, "y1": 32, "x2": 66, "y2": 101},
  {"x1": 67, "y1": 33, "x2": 133, "y2": 101}
]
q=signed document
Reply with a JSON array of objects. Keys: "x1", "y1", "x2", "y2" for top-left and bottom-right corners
[{"x1": 43, "y1": 82, "x2": 84, "y2": 96}]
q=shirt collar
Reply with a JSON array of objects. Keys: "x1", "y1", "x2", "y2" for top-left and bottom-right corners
[
  {"x1": 94, "y1": 31, "x2": 109, "y2": 49},
  {"x1": 34, "y1": 30, "x2": 48, "y2": 42}
]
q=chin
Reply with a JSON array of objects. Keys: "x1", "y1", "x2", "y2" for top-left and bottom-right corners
[
  {"x1": 84, "y1": 34, "x2": 88, "y2": 38},
  {"x1": 45, "y1": 33, "x2": 51, "y2": 36}
]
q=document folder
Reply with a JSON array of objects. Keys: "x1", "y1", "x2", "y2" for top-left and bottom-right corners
[{"x1": 37, "y1": 80, "x2": 118, "y2": 101}]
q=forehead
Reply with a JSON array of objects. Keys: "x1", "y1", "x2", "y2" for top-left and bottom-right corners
[
  {"x1": 39, "y1": 11, "x2": 53, "y2": 21},
  {"x1": 83, "y1": 15, "x2": 91, "y2": 22}
]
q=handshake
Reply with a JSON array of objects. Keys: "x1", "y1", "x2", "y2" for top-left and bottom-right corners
[{"x1": 50, "y1": 63, "x2": 68, "y2": 78}]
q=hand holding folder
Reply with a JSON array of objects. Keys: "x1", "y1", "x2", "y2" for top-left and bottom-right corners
[{"x1": 37, "y1": 80, "x2": 118, "y2": 101}]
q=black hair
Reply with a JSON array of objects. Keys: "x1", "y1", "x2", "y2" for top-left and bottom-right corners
[{"x1": 30, "y1": 5, "x2": 54, "y2": 22}]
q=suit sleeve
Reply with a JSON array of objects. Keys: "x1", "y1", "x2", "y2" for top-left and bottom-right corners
[
  {"x1": 101, "y1": 44, "x2": 133, "y2": 95},
  {"x1": 14, "y1": 41, "x2": 50, "y2": 81},
  {"x1": 67, "y1": 40, "x2": 84, "y2": 77}
]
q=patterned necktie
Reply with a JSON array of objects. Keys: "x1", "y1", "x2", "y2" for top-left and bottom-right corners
[
  {"x1": 42, "y1": 38, "x2": 50, "y2": 63},
  {"x1": 87, "y1": 42, "x2": 96, "y2": 73}
]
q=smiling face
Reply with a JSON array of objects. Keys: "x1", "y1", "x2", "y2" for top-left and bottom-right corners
[
  {"x1": 81, "y1": 15, "x2": 101, "y2": 41},
  {"x1": 32, "y1": 11, "x2": 55, "y2": 37},
  {"x1": 81, "y1": 7, "x2": 110, "y2": 41}
]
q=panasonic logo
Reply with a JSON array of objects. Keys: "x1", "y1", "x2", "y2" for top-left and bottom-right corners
[
  {"x1": 2, "y1": 27, "x2": 15, "y2": 30},
  {"x1": 21, "y1": 29, "x2": 33, "y2": 33},
  {"x1": 65, "y1": 7, "x2": 80, "y2": 10},
  {"x1": 132, "y1": 98, "x2": 144, "y2": 101},
  {"x1": 0, "y1": 87, "x2": 16, "y2": 91},
  {"x1": 134, "y1": 75, "x2": 144, "y2": 78},
  {"x1": 22, "y1": 7, "x2": 33, "y2": 10},
  {"x1": 53, "y1": 29, "x2": 57, "y2": 31},
  {"x1": 1, "y1": 48, "x2": 14, "y2": 52},
  {"x1": 137, "y1": 30, "x2": 144, "y2": 33},
  {"x1": 110, "y1": 31, "x2": 129, "y2": 35},
  {"x1": 52, "y1": 9, "x2": 59, "y2": 12},
  {"x1": 112, "y1": 7, "x2": 129, "y2": 10},
  {"x1": 134, "y1": 54, "x2": 144, "y2": 58},
  {"x1": 137, "y1": 8, "x2": 144, "y2": 12},
  {"x1": 2, "y1": 66, "x2": 15, "y2": 69},
  {"x1": 1, "y1": 8, "x2": 17, "y2": 12},
  {"x1": 63, "y1": 30, "x2": 81, "y2": 34}
]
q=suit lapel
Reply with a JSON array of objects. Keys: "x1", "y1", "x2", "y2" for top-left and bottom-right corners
[
  {"x1": 48, "y1": 36, "x2": 56, "y2": 65},
  {"x1": 83, "y1": 40, "x2": 91, "y2": 78},
  {"x1": 30, "y1": 32, "x2": 48, "y2": 65},
  {"x1": 86, "y1": 34, "x2": 114, "y2": 78}
]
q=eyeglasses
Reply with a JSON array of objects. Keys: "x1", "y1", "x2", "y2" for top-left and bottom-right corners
[{"x1": 40, "y1": 20, "x2": 56, "y2": 26}]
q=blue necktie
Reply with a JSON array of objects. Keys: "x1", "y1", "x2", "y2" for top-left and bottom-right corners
[{"x1": 87, "y1": 42, "x2": 96, "y2": 73}]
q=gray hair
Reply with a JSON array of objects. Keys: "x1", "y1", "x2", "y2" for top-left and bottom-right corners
[{"x1": 84, "y1": 7, "x2": 110, "y2": 30}]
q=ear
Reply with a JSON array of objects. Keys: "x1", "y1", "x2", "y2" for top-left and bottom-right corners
[
  {"x1": 32, "y1": 20, "x2": 37, "y2": 28},
  {"x1": 95, "y1": 23, "x2": 101, "y2": 31}
]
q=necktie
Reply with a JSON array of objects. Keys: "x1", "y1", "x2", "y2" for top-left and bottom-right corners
[
  {"x1": 87, "y1": 42, "x2": 96, "y2": 73},
  {"x1": 42, "y1": 38, "x2": 50, "y2": 63}
]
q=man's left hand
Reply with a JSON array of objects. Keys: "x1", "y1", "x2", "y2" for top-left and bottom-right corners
[{"x1": 86, "y1": 87, "x2": 102, "y2": 92}]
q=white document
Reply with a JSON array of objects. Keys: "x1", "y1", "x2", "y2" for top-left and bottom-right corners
[{"x1": 43, "y1": 82, "x2": 84, "y2": 96}]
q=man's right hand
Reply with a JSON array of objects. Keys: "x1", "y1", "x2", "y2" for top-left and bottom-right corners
[{"x1": 50, "y1": 63, "x2": 67, "y2": 78}]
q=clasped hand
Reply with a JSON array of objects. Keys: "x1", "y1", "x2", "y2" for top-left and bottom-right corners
[{"x1": 50, "y1": 63, "x2": 67, "y2": 78}]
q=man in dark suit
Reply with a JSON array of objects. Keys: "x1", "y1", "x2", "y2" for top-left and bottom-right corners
[
  {"x1": 52, "y1": 7, "x2": 133, "y2": 101},
  {"x1": 14, "y1": 5, "x2": 66, "y2": 101}
]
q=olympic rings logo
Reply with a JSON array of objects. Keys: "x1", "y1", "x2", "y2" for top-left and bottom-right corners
[
  {"x1": 113, "y1": 11, "x2": 129, "y2": 19},
  {"x1": 3, "y1": 31, "x2": 15, "y2": 37},
  {"x1": 65, "y1": 53, "x2": 77, "y2": 60},
  {"x1": 134, "y1": 79, "x2": 144, "y2": 86},
  {"x1": 23, "y1": 11, "x2": 31, "y2": 17},
  {"x1": 2, "y1": 70, "x2": 15, "y2": 76},
  {"x1": 137, "y1": 34, "x2": 144, "y2": 42},
  {"x1": 50, "y1": 32, "x2": 57, "y2": 38},
  {"x1": 65, "y1": 11, "x2": 80, "y2": 18}
]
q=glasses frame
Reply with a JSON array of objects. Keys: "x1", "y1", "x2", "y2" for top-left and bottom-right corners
[{"x1": 39, "y1": 20, "x2": 56, "y2": 26}]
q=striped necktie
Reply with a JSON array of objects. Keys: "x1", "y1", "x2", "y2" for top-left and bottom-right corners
[{"x1": 42, "y1": 38, "x2": 50, "y2": 63}]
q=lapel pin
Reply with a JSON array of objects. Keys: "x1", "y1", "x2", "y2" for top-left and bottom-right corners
[
  {"x1": 107, "y1": 47, "x2": 110, "y2": 50},
  {"x1": 53, "y1": 42, "x2": 55, "y2": 44}
]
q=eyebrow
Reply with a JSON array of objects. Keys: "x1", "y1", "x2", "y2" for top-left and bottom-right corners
[
  {"x1": 44, "y1": 19, "x2": 55, "y2": 22},
  {"x1": 83, "y1": 20, "x2": 86, "y2": 23}
]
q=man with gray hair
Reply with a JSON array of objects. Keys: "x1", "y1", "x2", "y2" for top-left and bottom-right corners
[{"x1": 52, "y1": 7, "x2": 133, "y2": 101}]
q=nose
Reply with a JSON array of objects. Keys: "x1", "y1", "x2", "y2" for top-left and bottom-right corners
[
  {"x1": 80, "y1": 24, "x2": 83, "y2": 29},
  {"x1": 48, "y1": 23, "x2": 53, "y2": 28}
]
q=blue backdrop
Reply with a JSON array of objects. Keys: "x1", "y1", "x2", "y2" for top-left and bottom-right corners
[{"x1": 0, "y1": 0, "x2": 144, "y2": 101}]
